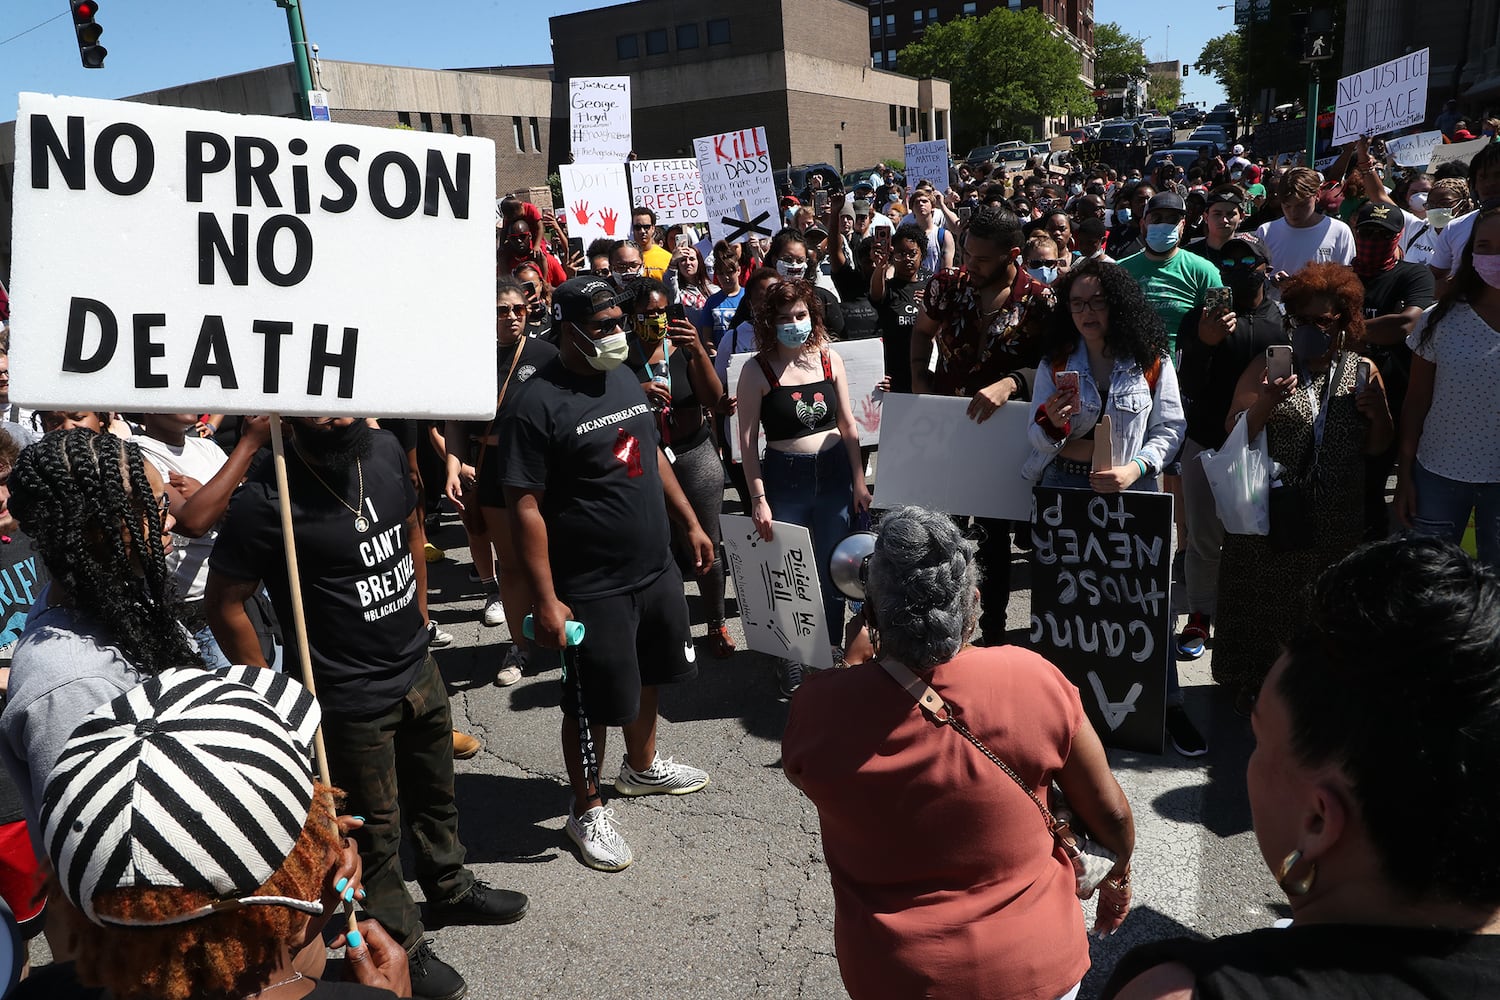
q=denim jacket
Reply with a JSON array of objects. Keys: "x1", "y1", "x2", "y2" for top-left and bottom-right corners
[{"x1": 1023, "y1": 344, "x2": 1185, "y2": 482}]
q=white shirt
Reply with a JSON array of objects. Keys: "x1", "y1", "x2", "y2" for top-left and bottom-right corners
[
  {"x1": 1426, "y1": 209, "x2": 1479, "y2": 276},
  {"x1": 1408, "y1": 302, "x2": 1500, "y2": 482},
  {"x1": 1400, "y1": 209, "x2": 1442, "y2": 267},
  {"x1": 1254, "y1": 215, "x2": 1355, "y2": 275},
  {"x1": 714, "y1": 321, "x2": 757, "y2": 385},
  {"x1": 132, "y1": 434, "x2": 228, "y2": 601}
]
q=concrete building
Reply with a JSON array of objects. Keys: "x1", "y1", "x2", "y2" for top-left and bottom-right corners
[
  {"x1": 866, "y1": 0, "x2": 1095, "y2": 82},
  {"x1": 1341, "y1": 0, "x2": 1500, "y2": 110},
  {"x1": 548, "y1": 0, "x2": 952, "y2": 174}
]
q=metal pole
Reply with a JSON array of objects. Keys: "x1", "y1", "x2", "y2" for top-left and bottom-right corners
[
  {"x1": 276, "y1": 0, "x2": 315, "y2": 121},
  {"x1": 1305, "y1": 66, "x2": 1320, "y2": 167}
]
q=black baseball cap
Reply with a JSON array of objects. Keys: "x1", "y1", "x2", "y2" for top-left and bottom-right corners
[
  {"x1": 551, "y1": 276, "x2": 628, "y2": 324},
  {"x1": 1205, "y1": 190, "x2": 1244, "y2": 208},
  {"x1": 1220, "y1": 233, "x2": 1271, "y2": 265},
  {"x1": 1144, "y1": 191, "x2": 1187, "y2": 216},
  {"x1": 1355, "y1": 201, "x2": 1404, "y2": 234}
]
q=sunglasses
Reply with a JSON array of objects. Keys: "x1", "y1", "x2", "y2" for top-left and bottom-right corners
[
  {"x1": 496, "y1": 304, "x2": 528, "y2": 318},
  {"x1": 1027, "y1": 259, "x2": 1060, "y2": 269},
  {"x1": 1218, "y1": 256, "x2": 1262, "y2": 269}
]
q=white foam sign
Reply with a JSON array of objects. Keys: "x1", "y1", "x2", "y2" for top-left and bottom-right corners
[
  {"x1": 559, "y1": 162, "x2": 633, "y2": 245},
  {"x1": 1426, "y1": 135, "x2": 1489, "y2": 172},
  {"x1": 628, "y1": 158, "x2": 705, "y2": 225},
  {"x1": 1383, "y1": 129, "x2": 1443, "y2": 168},
  {"x1": 720, "y1": 515, "x2": 834, "y2": 670},
  {"x1": 10, "y1": 93, "x2": 496, "y2": 418},
  {"x1": 693, "y1": 127, "x2": 779, "y2": 245},
  {"x1": 725, "y1": 339, "x2": 887, "y2": 461},
  {"x1": 1333, "y1": 48, "x2": 1429, "y2": 146},
  {"x1": 874, "y1": 394, "x2": 1036, "y2": 521},
  {"x1": 568, "y1": 77, "x2": 632, "y2": 164},
  {"x1": 904, "y1": 139, "x2": 949, "y2": 193}
]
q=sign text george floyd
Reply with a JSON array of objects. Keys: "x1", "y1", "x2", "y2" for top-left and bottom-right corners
[{"x1": 10, "y1": 93, "x2": 497, "y2": 419}]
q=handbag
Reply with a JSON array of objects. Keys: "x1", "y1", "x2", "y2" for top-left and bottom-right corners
[
  {"x1": 1267, "y1": 351, "x2": 1349, "y2": 553},
  {"x1": 878, "y1": 657, "x2": 1117, "y2": 899},
  {"x1": 1199, "y1": 411, "x2": 1270, "y2": 535}
]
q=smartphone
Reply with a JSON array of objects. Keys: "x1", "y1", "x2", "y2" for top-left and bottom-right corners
[
  {"x1": 666, "y1": 303, "x2": 687, "y2": 323},
  {"x1": 814, "y1": 191, "x2": 831, "y2": 213},
  {"x1": 674, "y1": 233, "x2": 691, "y2": 250},
  {"x1": 875, "y1": 226, "x2": 891, "y2": 249},
  {"x1": 1266, "y1": 345, "x2": 1294, "y2": 383},
  {"x1": 1205, "y1": 287, "x2": 1233, "y2": 313},
  {"x1": 958, "y1": 206, "x2": 972, "y2": 223},
  {"x1": 522, "y1": 280, "x2": 539, "y2": 297},
  {"x1": 1054, "y1": 370, "x2": 1080, "y2": 396},
  {"x1": 1355, "y1": 358, "x2": 1371, "y2": 393},
  {"x1": 567, "y1": 236, "x2": 584, "y2": 259}
]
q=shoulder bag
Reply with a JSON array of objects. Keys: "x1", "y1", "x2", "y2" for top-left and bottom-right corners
[{"x1": 879, "y1": 657, "x2": 1117, "y2": 898}]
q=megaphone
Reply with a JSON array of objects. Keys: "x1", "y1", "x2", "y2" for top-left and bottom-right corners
[{"x1": 828, "y1": 530, "x2": 878, "y2": 601}]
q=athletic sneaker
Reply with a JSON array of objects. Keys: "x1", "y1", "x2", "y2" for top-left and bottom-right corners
[
  {"x1": 615, "y1": 754, "x2": 710, "y2": 797},
  {"x1": 495, "y1": 645, "x2": 525, "y2": 687},
  {"x1": 1166, "y1": 706, "x2": 1208, "y2": 758},
  {"x1": 481, "y1": 594, "x2": 506, "y2": 627},
  {"x1": 567, "y1": 805, "x2": 633, "y2": 872},
  {"x1": 427, "y1": 621, "x2": 454, "y2": 648},
  {"x1": 776, "y1": 660, "x2": 803, "y2": 699},
  {"x1": 423, "y1": 541, "x2": 445, "y2": 563},
  {"x1": 1175, "y1": 612, "x2": 1210, "y2": 660}
]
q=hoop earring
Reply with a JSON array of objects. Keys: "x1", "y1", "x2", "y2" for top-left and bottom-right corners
[{"x1": 1277, "y1": 849, "x2": 1317, "y2": 897}]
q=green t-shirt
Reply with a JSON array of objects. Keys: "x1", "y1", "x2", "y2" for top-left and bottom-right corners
[
  {"x1": 1246, "y1": 182, "x2": 1267, "y2": 202},
  {"x1": 1118, "y1": 248, "x2": 1224, "y2": 355}
]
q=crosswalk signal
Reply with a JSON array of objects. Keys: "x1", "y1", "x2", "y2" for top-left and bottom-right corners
[{"x1": 71, "y1": 0, "x2": 107, "y2": 69}]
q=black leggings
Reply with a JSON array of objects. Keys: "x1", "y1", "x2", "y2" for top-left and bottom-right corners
[{"x1": 670, "y1": 435, "x2": 727, "y2": 624}]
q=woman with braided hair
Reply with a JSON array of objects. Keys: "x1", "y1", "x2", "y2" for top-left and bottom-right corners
[{"x1": 0, "y1": 428, "x2": 198, "y2": 832}]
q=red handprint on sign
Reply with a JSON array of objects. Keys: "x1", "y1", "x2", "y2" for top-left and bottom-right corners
[
  {"x1": 572, "y1": 202, "x2": 591, "y2": 228},
  {"x1": 856, "y1": 393, "x2": 883, "y2": 434},
  {"x1": 599, "y1": 207, "x2": 619, "y2": 235}
]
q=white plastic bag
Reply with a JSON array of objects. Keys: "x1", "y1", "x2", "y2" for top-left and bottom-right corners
[{"x1": 1199, "y1": 413, "x2": 1270, "y2": 536}]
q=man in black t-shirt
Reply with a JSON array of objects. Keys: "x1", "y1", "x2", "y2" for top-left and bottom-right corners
[
  {"x1": 500, "y1": 276, "x2": 715, "y2": 874},
  {"x1": 871, "y1": 223, "x2": 926, "y2": 394},
  {"x1": 207, "y1": 419, "x2": 528, "y2": 1000}
]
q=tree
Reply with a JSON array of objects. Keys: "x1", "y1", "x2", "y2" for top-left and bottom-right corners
[
  {"x1": 1149, "y1": 67, "x2": 1183, "y2": 112},
  {"x1": 1093, "y1": 22, "x2": 1149, "y2": 89},
  {"x1": 898, "y1": 7, "x2": 1096, "y2": 148},
  {"x1": 1197, "y1": 31, "x2": 1248, "y2": 110}
]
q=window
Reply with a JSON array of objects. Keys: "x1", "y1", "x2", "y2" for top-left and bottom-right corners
[
  {"x1": 935, "y1": 110, "x2": 946, "y2": 140},
  {"x1": 440, "y1": 113, "x2": 454, "y2": 134},
  {"x1": 616, "y1": 33, "x2": 639, "y2": 59},
  {"x1": 899, "y1": 106, "x2": 908, "y2": 129},
  {"x1": 929, "y1": 6, "x2": 938, "y2": 18},
  {"x1": 890, "y1": 104, "x2": 898, "y2": 131},
  {"x1": 418, "y1": 112, "x2": 433, "y2": 132},
  {"x1": 397, "y1": 111, "x2": 412, "y2": 127},
  {"x1": 460, "y1": 114, "x2": 473, "y2": 136},
  {"x1": 707, "y1": 18, "x2": 730, "y2": 44},
  {"x1": 887, "y1": 48, "x2": 897, "y2": 67},
  {"x1": 885, "y1": 13, "x2": 895, "y2": 29},
  {"x1": 676, "y1": 23, "x2": 699, "y2": 49},
  {"x1": 871, "y1": 15, "x2": 881, "y2": 36},
  {"x1": 963, "y1": 2, "x2": 977, "y2": 12},
  {"x1": 529, "y1": 117, "x2": 541, "y2": 152},
  {"x1": 512, "y1": 116, "x2": 524, "y2": 152},
  {"x1": 873, "y1": 50, "x2": 884, "y2": 66},
  {"x1": 645, "y1": 28, "x2": 668, "y2": 54},
  {"x1": 914, "y1": 9, "x2": 923, "y2": 22}
]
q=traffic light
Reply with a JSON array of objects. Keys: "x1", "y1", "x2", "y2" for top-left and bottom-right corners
[
  {"x1": 71, "y1": 0, "x2": 106, "y2": 69},
  {"x1": 1183, "y1": 64, "x2": 1190, "y2": 77}
]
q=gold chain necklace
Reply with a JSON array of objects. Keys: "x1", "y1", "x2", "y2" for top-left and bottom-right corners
[{"x1": 292, "y1": 442, "x2": 369, "y2": 532}]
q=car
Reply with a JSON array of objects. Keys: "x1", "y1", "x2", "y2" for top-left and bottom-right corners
[
  {"x1": 1146, "y1": 148, "x2": 1202, "y2": 173},
  {"x1": 1097, "y1": 121, "x2": 1147, "y2": 146},
  {"x1": 773, "y1": 162, "x2": 844, "y2": 200},
  {"x1": 1189, "y1": 128, "x2": 1229, "y2": 152},
  {"x1": 1141, "y1": 116, "x2": 1172, "y2": 131},
  {"x1": 1146, "y1": 126, "x2": 1176, "y2": 150},
  {"x1": 996, "y1": 146, "x2": 1034, "y2": 168},
  {"x1": 1029, "y1": 141, "x2": 1052, "y2": 159},
  {"x1": 1170, "y1": 139, "x2": 1223, "y2": 163},
  {"x1": 1203, "y1": 109, "x2": 1238, "y2": 136},
  {"x1": 1063, "y1": 127, "x2": 1089, "y2": 144},
  {"x1": 964, "y1": 143, "x2": 1004, "y2": 164}
]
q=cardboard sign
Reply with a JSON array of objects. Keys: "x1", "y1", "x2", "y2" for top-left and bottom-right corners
[
  {"x1": 1028, "y1": 487, "x2": 1173, "y2": 754},
  {"x1": 1427, "y1": 135, "x2": 1489, "y2": 172},
  {"x1": 1250, "y1": 118, "x2": 1308, "y2": 157},
  {"x1": 873, "y1": 394, "x2": 1034, "y2": 521},
  {"x1": 903, "y1": 139, "x2": 950, "y2": 193},
  {"x1": 1334, "y1": 48, "x2": 1429, "y2": 146},
  {"x1": 693, "y1": 127, "x2": 778, "y2": 245},
  {"x1": 1384, "y1": 129, "x2": 1443, "y2": 168},
  {"x1": 10, "y1": 93, "x2": 496, "y2": 418},
  {"x1": 628, "y1": 158, "x2": 705, "y2": 225},
  {"x1": 1050, "y1": 135, "x2": 1073, "y2": 151},
  {"x1": 725, "y1": 338, "x2": 886, "y2": 461},
  {"x1": 559, "y1": 162, "x2": 633, "y2": 245},
  {"x1": 568, "y1": 76, "x2": 632, "y2": 163},
  {"x1": 720, "y1": 515, "x2": 834, "y2": 670}
]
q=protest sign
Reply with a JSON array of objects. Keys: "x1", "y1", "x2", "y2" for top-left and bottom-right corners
[
  {"x1": 1384, "y1": 129, "x2": 1443, "y2": 168},
  {"x1": 1050, "y1": 135, "x2": 1073, "y2": 151},
  {"x1": 10, "y1": 93, "x2": 496, "y2": 419},
  {"x1": 873, "y1": 394, "x2": 1034, "y2": 521},
  {"x1": 1427, "y1": 135, "x2": 1489, "y2": 172},
  {"x1": 1334, "y1": 48, "x2": 1429, "y2": 145},
  {"x1": 560, "y1": 162, "x2": 633, "y2": 245},
  {"x1": 720, "y1": 515, "x2": 834, "y2": 670},
  {"x1": 693, "y1": 127, "x2": 778, "y2": 245},
  {"x1": 628, "y1": 158, "x2": 705, "y2": 225},
  {"x1": 725, "y1": 339, "x2": 886, "y2": 461},
  {"x1": 903, "y1": 139, "x2": 949, "y2": 192},
  {"x1": 568, "y1": 76, "x2": 632, "y2": 163},
  {"x1": 1029, "y1": 487, "x2": 1172, "y2": 754},
  {"x1": 1251, "y1": 118, "x2": 1308, "y2": 157}
]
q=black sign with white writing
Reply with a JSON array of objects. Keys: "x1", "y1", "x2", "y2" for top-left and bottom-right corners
[{"x1": 1028, "y1": 487, "x2": 1172, "y2": 754}]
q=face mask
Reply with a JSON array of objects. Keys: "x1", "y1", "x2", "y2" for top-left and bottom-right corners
[
  {"x1": 1026, "y1": 265, "x2": 1058, "y2": 285},
  {"x1": 1473, "y1": 253, "x2": 1500, "y2": 289},
  {"x1": 1145, "y1": 222, "x2": 1181, "y2": 253},
  {"x1": 775, "y1": 258, "x2": 807, "y2": 279},
  {"x1": 1408, "y1": 191, "x2": 1429, "y2": 211},
  {"x1": 1426, "y1": 208, "x2": 1454, "y2": 230},
  {"x1": 1114, "y1": 207, "x2": 1132, "y2": 225},
  {"x1": 636, "y1": 314, "x2": 667, "y2": 343},
  {"x1": 1069, "y1": 183, "x2": 1083, "y2": 196},
  {"x1": 1290, "y1": 324, "x2": 1334, "y2": 367},
  {"x1": 575, "y1": 325, "x2": 630, "y2": 372},
  {"x1": 776, "y1": 317, "x2": 813, "y2": 348}
]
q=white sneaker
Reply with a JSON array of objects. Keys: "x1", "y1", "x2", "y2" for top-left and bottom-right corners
[
  {"x1": 427, "y1": 621, "x2": 454, "y2": 648},
  {"x1": 614, "y1": 754, "x2": 709, "y2": 797},
  {"x1": 495, "y1": 645, "x2": 525, "y2": 687},
  {"x1": 567, "y1": 806, "x2": 633, "y2": 872},
  {"x1": 481, "y1": 594, "x2": 506, "y2": 627}
]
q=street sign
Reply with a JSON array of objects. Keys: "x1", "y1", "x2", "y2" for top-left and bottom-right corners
[
  {"x1": 1234, "y1": 0, "x2": 1250, "y2": 25},
  {"x1": 308, "y1": 90, "x2": 330, "y2": 122}
]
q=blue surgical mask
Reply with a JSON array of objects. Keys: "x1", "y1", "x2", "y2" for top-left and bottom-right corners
[
  {"x1": 777, "y1": 317, "x2": 813, "y2": 347},
  {"x1": 1027, "y1": 265, "x2": 1059, "y2": 286},
  {"x1": 1114, "y1": 207, "x2": 1132, "y2": 225},
  {"x1": 1145, "y1": 222, "x2": 1181, "y2": 253}
]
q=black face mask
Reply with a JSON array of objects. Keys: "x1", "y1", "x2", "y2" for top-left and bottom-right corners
[
  {"x1": 1223, "y1": 268, "x2": 1265, "y2": 309},
  {"x1": 295, "y1": 420, "x2": 373, "y2": 471},
  {"x1": 1290, "y1": 324, "x2": 1335, "y2": 368}
]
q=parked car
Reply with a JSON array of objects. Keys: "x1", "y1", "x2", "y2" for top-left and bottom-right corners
[
  {"x1": 965, "y1": 143, "x2": 1004, "y2": 165},
  {"x1": 1063, "y1": 127, "x2": 1089, "y2": 144},
  {"x1": 1097, "y1": 121, "x2": 1148, "y2": 146},
  {"x1": 773, "y1": 162, "x2": 844, "y2": 199},
  {"x1": 1170, "y1": 139, "x2": 1223, "y2": 163},
  {"x1": 1172, "y1": 106, "x2": 1204, "y2": 128},
  {"x1": 1146, "y1": 148, "x2": 1203, "y2": 174},
  {"x1": 997, "y1": 146, "x2": 1034, "y2": 168},
  {"x1": 1146, "y1": 126, "x2": 1176, "y2": 150}
]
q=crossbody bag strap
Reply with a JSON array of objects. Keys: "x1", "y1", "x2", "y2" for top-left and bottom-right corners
[
  {"x1": 474, "y1": 337, "x2": 529, "y2": 474},
  {"x1": 878, "y1": 657, "x2": 1063, "y2": 832}
]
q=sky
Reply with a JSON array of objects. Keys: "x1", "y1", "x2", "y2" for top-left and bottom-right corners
[{"x1": 1, "y1": 0, "x2": 1229, "y2": 117}]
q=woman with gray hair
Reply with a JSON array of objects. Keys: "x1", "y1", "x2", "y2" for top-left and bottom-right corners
[{"x1": 783, "y1": 506, "x2": 1135, "y2": 1000}]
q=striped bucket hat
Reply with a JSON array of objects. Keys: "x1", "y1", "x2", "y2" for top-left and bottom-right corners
[{"x1": 40, "y1": 666, "x2": 322, "y2": 927}]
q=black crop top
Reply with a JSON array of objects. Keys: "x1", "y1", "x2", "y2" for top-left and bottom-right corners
[{"x1": 757, "y1": 349, "x2": 839, "y2": 441}]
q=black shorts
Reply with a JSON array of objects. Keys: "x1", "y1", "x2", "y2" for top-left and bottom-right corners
[
  {"x1": 560, "y1": 566, "x2": 696, "y2": 726},
  {"x1": 476, "y1": 445, "x2": 507, "y2": 509}
]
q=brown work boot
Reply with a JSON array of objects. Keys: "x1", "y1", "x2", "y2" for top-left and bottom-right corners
[{"x1": 452, "y1": 730, "x2": 482, "y2": 760}]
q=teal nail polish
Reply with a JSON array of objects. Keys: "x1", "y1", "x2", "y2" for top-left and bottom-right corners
[
  {"x1": 343, "y1": 886, "x2": 355, "y2": 902},
  {"x1": 352, "y1": 816, "x2": 365, "y2": 823},
  {"x1": 335, "y1": 878, "x2": 348, "y2": 894},
  {"x1": 356, "y1": 889, "x2": 366, "y2": 900},
  {"x1": 347, "y1": 930, "x2": 363, "y2": 949}
]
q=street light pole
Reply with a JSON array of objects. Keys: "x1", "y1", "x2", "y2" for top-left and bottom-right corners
[{"x1": 275, "y1": 0, "x2": 315, "y2": 121}]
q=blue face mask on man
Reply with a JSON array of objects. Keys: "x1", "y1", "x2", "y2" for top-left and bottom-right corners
[{"x1": 1145, "y1": 221, "x2": 1182, "y2": 254}]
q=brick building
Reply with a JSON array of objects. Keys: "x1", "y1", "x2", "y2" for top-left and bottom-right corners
[
  {"x1": 866, "y1": 0, "x2": 1095, "y2": 83},
  {"x1": 548, "y1": 0, "x2": 952, "y2": 174}
]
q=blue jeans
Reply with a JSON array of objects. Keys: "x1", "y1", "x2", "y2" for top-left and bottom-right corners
[
  {"x1": 762, "y1": 445, "x2": 852, "y2": 644},
  {"x1": 193, "y1": 623, "x2": 233, "y2": 670},
  {"x1": 1410, "y1": 461, "x2": 1500, "y2": 571}
]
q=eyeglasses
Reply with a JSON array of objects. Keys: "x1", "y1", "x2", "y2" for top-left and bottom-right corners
[
  {"x1": 496, "y1": 304, "x2": 528, "y2": 318},
  {"x1": 579, "y1": 318, "x2": 626, "y2": 336},
  {"x1": 614, "y1": 264, "x2": 643, "y2": 275},
  {"x1": 1286, "y1": 313, "x2": 1339, "y2": 330},
  {"x1": 632, "y1": 223, "x2": 654, "y2": 231},
  {"x1": 1069, "y1": 296, "x2": 1110, "y2": 314},
  {"x1": 1218, "y1": 256, "x2": 1261, "y2": 270},
  {"x1": 1027, "y1": 259, "x2": 1060, "y2": 269}
]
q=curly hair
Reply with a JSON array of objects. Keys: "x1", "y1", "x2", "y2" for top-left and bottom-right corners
[
  {"x1": 1419, "y1": 203, "x2": 1500, "y2": 348},
  {"x1": 1043, "y1": 258, "x2": 1168, "y2": 372},
  {"x1": 0, "y1": 428, "x2": 17, "y2": 474},
  {"x1": 629, "y1": 276, "x2": 671, "y2": 310},
  {"x1": 60, "y1": 787, "x2": 341, "y2": 1000},
  {"x1": 752, "y1": 278, "x2": 827, "y2": 355},
  {"x1": 1280, "y1": 261, "x2": 1368, "y2": 349},
  {"x1": 9, "y1": 429, "x2": 200, "y2": 673},
  {"x1": 866, "y1": 506, "x2": 981, "y2": 671}
]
